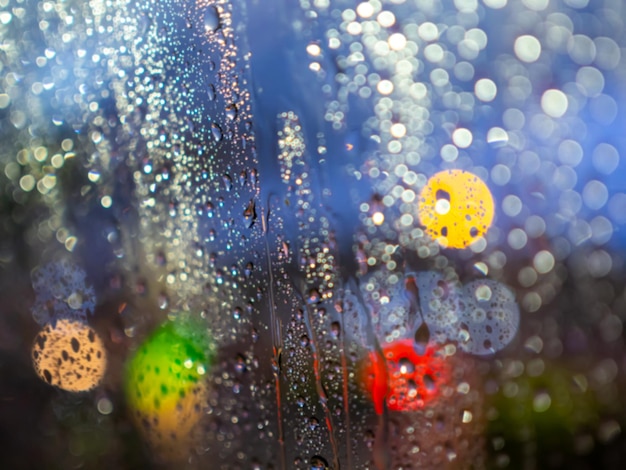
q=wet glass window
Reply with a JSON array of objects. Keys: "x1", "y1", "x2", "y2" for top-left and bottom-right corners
[{"x1": 1, "y1": 0, "x2": 625, "y2": 468}]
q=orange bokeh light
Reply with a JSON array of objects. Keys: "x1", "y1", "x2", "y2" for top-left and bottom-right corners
[
  {"x1": 418, "y1": 169, "x2": 495, "y2": 249},
  {"x1": 360, "y1": 339, "x2": 451, "y2": 414},
  {"x1": 31, "y1": 319, "x2": 107, "y2": 392}
]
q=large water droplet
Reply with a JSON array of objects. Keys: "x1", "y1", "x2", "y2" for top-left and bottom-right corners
[
  {"x1": 222, "y1": 173, "x2": 232, "y2": 191},
  {"x1": 203, "y1": 6, "x2": 220, "y2": 33},
  {"x1": 243, "y1": 200, "x2": 256, "y2": 228},
  {"x1": 211, "y1": 123, "x2": 222, "y2": 142},
  {"x1": 238, "y1": 170, "x2": 247, "y2": 186},
  {"x1": 310, "y1": 455, "x2": 328, "y2": 469},
  {"x1": 307, "y1": 288, "x2": 321, "y2": 304},
  {"x1": 225, "y1": 104, "x2": 238, "y2": 121},
  {"x1": 137, "y1": 12, "x2": 150, "y2": 35},
  {"x1": 207, "y1": 84, "x2": 216, "y2": 101},
  {"x1": 414, "y1": 322, "x2": 430, "y2": 352}
]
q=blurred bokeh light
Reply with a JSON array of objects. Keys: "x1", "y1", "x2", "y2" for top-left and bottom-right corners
[{"x1": 0, "y1": 0, "x2": 625, "y2": 468}]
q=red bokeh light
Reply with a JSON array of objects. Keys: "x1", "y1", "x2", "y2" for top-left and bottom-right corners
[{"x1": 360, "y1": 339, "x2": 451, "y2": 414}]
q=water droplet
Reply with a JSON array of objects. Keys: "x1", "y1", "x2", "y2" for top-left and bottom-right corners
[
  {"x1": 234, "y1": 354, "x2": 246, "y2": 373},
  {"x1": 458, "y1": 325, "x2": 471, "y2": 343},
  {"x1": 137, "y1": 12, "x2": 150, "y2": 35},
  {"x1": 225, "y1": 104, "x2": 238, "y2": 121},
  {"x1": 424, "y1": 374, "x2": 436, "y2": 391},
  {"x1": 211, "y1": 123, "x2": 222, "y2": 142},
  {"x1": 203, "y1": 6, "x2": 220, "y2": 33},
  {"x1": 222, "y1": 173, "x2": 232, "y2": 191},
  {"x1": 207, "y1": 84, "x2": 216, "y2": 101},
  {"x1": 243, "y1": 200, "x2": 256, "y2": 228},
  {"x1": 206, "y1": 202, "x2": 215, "y2": 218},
  {"x1": 414, "y1": 322, "x2": 430, "y2": 352},
  {"x1": 475, "y1": 283, "x2": 492, "y2": 301},
  {"x1": 310, "y1": 455, "x2": 328, "y2": 469},
  {"x1": 244, "y1": 262, "x2": 253, "y2": 277},
  {"x1": 66, "y1": 292, "x2": 82, "y2": 310},
  {"x1": 157, "y1": 292, "x2": 169, "y2": 309},
  {"x1": 399, "y1": 357, "x2": 415, "y2": 374},
  {"x1": 307, "y1": 288, "x2": 321, "y2": 304},
  {"x1": 471, "y1": 308, "x2": 486, "y2": 322}
]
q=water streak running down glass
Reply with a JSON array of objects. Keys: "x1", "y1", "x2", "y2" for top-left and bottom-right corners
[{"x1": 0, "y1": 0, "x2": 625, "y2": 468}]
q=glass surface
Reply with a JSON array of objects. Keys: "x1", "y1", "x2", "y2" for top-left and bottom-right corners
[{"x1": 1, "y1": 0, "x2": 625, "y2": 468}]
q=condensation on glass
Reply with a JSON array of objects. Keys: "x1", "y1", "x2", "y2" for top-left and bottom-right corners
[{"x1": 0, "y1": 0, "x2": 625, "y2": 469}]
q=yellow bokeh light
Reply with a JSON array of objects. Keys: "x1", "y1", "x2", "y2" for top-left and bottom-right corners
[{"x1": 418, "y1": 169, "x2": 495, "y2": 249}]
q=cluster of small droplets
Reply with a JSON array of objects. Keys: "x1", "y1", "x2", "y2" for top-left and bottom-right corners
[
  {"x1": 278, "y1": 112, "x2": 336, "y2": 301},
  {"x1": 359, "y1": 269, "x2": 411, "y2": 344},
  {"x1": 275, "y1": 111, "x2": 350, "y2": 467},
  {"x1": 31, "y1": 260, "x2": 96, "y2": 326},
  {"x1": 0, "y1": 0, "x2": 623, "y2": 467},
  {"x1": 356, "y1": 266, "x2": 519, "y2": 356},
  {"x1": 415, "y1": 271, "x2": 520, "y2": 356},
  {"x1": 297, "y1": 0, "x2": 626, "y2": 321},
  {"x1": 93, "y1": 0, "x2": 265, "y2": 349},
  {"x1": 22, "y1": 0, "x2": 288, "y2": 464},
  {"x1": 0, "y1": 0, "x2": 116, "y2": 253},
  {"x1": 277, "y1": 112, "x2": 305, "y2": 184}
]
